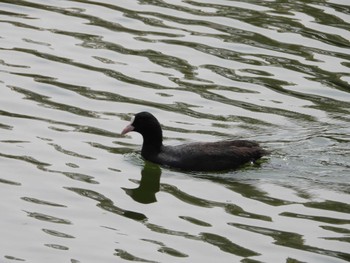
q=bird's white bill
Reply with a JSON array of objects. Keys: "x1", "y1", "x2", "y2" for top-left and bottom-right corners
[{"x1": 121, "y1": 124, "x2": 134, "y2": 135}]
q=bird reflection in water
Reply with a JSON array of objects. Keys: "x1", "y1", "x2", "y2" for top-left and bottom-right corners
[{"x1": 123, "y1": 162, "x2": 161, "y2": 204}]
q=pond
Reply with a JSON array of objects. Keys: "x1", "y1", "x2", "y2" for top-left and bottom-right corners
[{"x1": 0, "y1": 0, "x2": 349, "y2": 262}]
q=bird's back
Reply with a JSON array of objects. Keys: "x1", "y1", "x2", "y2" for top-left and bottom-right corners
[{"x1": 149, "y1": 140, "x2": 266, "y2": 171}]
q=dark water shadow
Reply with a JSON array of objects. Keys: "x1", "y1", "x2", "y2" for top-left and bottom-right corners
[
  {"x1": 65, "y1": 187, "x2": 147, "y2": 221},
  {"x1": 123, "y1": 161, "x2": 161, "y2": 204}
]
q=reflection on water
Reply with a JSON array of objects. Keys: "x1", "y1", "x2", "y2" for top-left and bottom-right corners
[
  {"x1": 123, "y1": 161, "x2": 161, "y2": 204},
  {"x1": 1, "y1": 0, "x2": 350, "y2": 262},
  {"x1": 67, "y1": 186, "x2": 147, "y2": 221}
]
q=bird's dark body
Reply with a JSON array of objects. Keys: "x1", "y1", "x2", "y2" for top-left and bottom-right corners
[
  {"x1": 122, "y1": 112, "x2": 267, "y2": 172},
  {"x1": 145, "y1": 140, "x2": 265, "y2": 171}
]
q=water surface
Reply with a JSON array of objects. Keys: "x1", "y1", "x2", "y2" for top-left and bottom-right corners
[{"x1": 1, "y1": 0, "x2": 350, "y2": 262}]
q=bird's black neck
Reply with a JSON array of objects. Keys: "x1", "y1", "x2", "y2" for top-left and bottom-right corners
[{"x1": 140, "y1": 129, "x2": 163, "y2": 158}]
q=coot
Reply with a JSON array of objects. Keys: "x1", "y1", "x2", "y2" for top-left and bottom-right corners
[{"x1": 121, "y1": 112, "x2": 267, "y2": 171}]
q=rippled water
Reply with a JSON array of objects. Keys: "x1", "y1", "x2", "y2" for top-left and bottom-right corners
[{"x1": 1, "y1": 0, "x2": 350, "y2": 262}]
